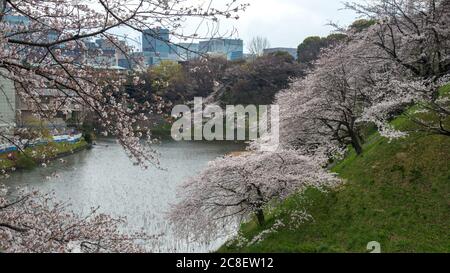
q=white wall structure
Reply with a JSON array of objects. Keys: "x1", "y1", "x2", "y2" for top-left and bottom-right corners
[{"x1": 0, "y1": 72, "x2": 17, "y2": 128}]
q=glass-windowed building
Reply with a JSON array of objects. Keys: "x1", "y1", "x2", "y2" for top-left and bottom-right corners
[
  {"x1": 176, "y1": 43, "x2": 200, "y2": 61},
  {"x1": 141, "y1": 28, "x2": 182, "y2": 66},
  {"x1": 142, "y1": 28, "x2": 171, "y2": 54},
  {"x1": 198, "y1": 39, "x2": 243, "y2": 61}
]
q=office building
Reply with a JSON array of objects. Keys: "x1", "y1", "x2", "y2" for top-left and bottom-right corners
[
  {"x1": 198, "y1": 39, "x2": 243, "y2": 61},
  {"x1": 142, "y1": 28, "x2": 170, "y2": 53},
  {"x1": 176, "y1": 43, "x2": 200, "y2": 61},
  {"x1": 141, "y1": 28, "x2": 186, "y2": 66}
]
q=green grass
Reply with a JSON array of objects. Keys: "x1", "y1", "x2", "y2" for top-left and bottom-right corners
[
  {"x1": 151, "y1": 122, "x2": 173, "y2": 138},
  {"x1": 439, "y1": 83, "x2": 450, "y2": 96},
  {"x1": 219, "y1": 89, "x2": 450, "y2": 253},
  {"x1": 0, "y1": 140, "x2": 88, "y2": 170}
]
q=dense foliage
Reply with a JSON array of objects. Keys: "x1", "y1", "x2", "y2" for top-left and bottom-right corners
[
  {"x1": 219, "y1": 53, "x2": 304, "y2": 105},
  {"x1": 126, "y1": 53, "x2": 303, "y2": 109},
  {"x1": 296, "y1": 34, "x2": 346, "y2": 66}
]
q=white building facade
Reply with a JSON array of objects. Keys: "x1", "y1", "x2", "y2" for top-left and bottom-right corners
[{"x1": 0, "y1": 71, "x2": 17, "y2": 129}]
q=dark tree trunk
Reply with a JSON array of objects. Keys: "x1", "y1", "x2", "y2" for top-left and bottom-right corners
[
  {"x1": 256, "y1": 209, "x2": 265, "y2": 226},
  {"x1": 0, "y1": 0, "x2": 5, "y2": 22},
  {"x1": 349, "y1": 130, "x2": 363, "y2": 155}
]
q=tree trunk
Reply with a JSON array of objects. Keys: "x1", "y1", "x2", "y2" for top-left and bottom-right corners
[
  {"x1": 349, "y1": 130, "x2": 363, "y2": 155},
  {"x1": 256, "y1": 209, "x2": 265, "y2": 226},
  {"x1": 0, "y1": 0, "x2": 5, "y2": 22}
]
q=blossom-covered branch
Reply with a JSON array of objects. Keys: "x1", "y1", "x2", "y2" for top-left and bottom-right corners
[
  {"x1": 0, "y1": 186, "x2": 157, "y2": 252},
  {"x1": 169, "y1": 150, "x2": 340, "y2": 241},
  {"x1": 0, "y1": 0, "x2": 247, "y2": 167}
]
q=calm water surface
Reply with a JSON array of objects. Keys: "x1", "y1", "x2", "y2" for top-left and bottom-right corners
[{"x1": 3, "y1": 139, "x2": 244, "y2": 252}]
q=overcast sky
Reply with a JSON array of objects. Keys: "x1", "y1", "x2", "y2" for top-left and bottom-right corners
[
  {"x1": 236, "y1": 0, "x2": 362, "y2": 47},
  {"x1": 224, "y1": 0, "x2": 360, "y2": 50},
  {"x1": 114, "y1": 0, "x2": 362, "y2": 52}
]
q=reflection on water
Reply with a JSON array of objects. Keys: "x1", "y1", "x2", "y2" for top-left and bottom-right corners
[{"x1": 2, "y1": 139, "x2": 244, "y2": 253}]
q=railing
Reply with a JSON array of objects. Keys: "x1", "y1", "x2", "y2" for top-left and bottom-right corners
[{"x1": 0, "y1": 133, "x2": 83, "y2": 154}]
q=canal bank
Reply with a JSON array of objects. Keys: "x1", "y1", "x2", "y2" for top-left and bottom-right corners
[{"x1": 0, "y1": 139, "x2": 90, "y2": 172}]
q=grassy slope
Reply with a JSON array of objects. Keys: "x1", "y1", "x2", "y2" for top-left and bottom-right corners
[{"x1": 220, "y1": 88, "x2": 450, "y2": 253}]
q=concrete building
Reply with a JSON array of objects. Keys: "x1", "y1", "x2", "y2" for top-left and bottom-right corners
[
  {"x1": 15, "y1": 88, "x2": 86, "y2": 130},
  {"x1": 263, "y1": 47, "x2": 298, "y2": 60},
  {"x1": 198, "y1": 39, "x2": 243, "y2": 61},
  {"x1": 88, "y1": 38, "x2": 119, "y2": 68},
  {"x1": 140, "y1": 28, "x2": 244, "y2": 65},
  {"x1": 176, "y1": 43, "x2": 200, "y2": 61},
  {"x1": 141, "y1": 28, "x2": 180, "y2": 66},
  {"x1": 75, "y1": 38, "x2": 134, "y2": 69},
  {"x1": 0, "y1": 72, "x2": 86, "y2": 131},
  {"x1": 142, "y1": 28, "x2": 171, "y2": 54},
  {"x1": 0, "y1": 72, "x2": 17, "y2": 129}
]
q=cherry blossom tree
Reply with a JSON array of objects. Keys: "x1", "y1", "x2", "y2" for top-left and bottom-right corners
[
  {"x1": 170, "y1": 0, "x2": 450, "y2": 246},
  {"x1": 0, "y1": 0, "x2": 247, "y2": 167},
  {"x1": 169, "y1": 150, "x2": 341, "y2": 241},
  {"x1": 345, "y1": 0, "x2": 450, "y2": 137},
  {"x1": 275, "y1": 36, "x2": 384, "y2": 156},
  {"x1": 0, "y1": 0, "x2": 247, "y2": 252},
  {"x1": 0, "y1": 185, "x2": 156, "y2": 253},
  {"x1": 346, "y1": 0, "x2": 449, "y2": 79}
]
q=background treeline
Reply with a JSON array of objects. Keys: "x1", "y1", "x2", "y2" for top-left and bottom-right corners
[
  {"x1": 124, "y1": 19, "x2": 377, "y2": 112},
  {"x1": 123, "y1": 51, "x2": 304, "y2": 111}
]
